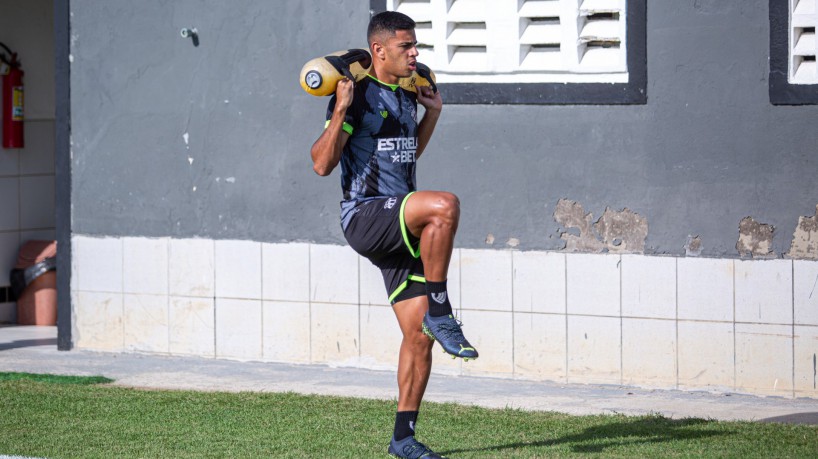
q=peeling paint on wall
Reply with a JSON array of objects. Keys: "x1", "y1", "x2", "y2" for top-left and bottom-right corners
[
  {"x1": 736, "y1": 217, "x2": 775, "y2": 258},
  {"x1": 787, "y1": 205, "x2": 818, "y2": 260},
  {"x1": 553, "y1": 199, "x2": 648, "y2": 254},
  {"x1": 685, "y1": 235, "x2": 702, "y2": 257}
]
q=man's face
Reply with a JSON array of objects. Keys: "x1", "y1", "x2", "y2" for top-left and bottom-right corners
[{"x1": 381, "y1": 29, "x2": 419, "y2": 78}]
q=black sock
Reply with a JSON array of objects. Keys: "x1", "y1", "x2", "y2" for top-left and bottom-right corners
[
  {"x1": 393, "y1": 411, "x2": 418, "y2": 441},
  {"x1": 426, "y1": 280, "x2": 453, "y2": 317}
]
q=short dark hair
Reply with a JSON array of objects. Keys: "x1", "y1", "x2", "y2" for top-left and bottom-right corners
[{"x1": 367, "y1": 11, "x2": 415, "y2": 44}]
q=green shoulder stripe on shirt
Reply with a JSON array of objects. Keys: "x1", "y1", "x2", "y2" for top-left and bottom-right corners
[
  {"x1": 366, "y1": 74, "x2": 399, "y2": 91},
  {"x1": 324, "y1": 119, "x2": 354, "y2": 135}
]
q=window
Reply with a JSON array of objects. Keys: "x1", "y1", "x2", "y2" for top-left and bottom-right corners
[
  {"x1": 371, "y1": 0, "x2": 646, "y2": 104},
  {"x1": 789, "y1": 0, "x2": 816, "y2": 84},
  {"x1": 770, "y1": 0, "x2": 818, "y2": 104}
]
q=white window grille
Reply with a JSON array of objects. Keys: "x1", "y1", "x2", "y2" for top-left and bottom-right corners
[
  {"x1": 790, "y1": 0, "x2": 817, "y2": 84},
  {"x1": 385, "y1": 0, "x2": 628, "y2": 83}
]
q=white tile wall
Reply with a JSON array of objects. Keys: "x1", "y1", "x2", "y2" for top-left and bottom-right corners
[
  {"x1": 621, "y1": 255, "x2": 676, "y2": 319},
  {"x1": 124, "y1": 237, "x2": 168, "y2": 295},
  {"x1": 123, "y1": 293, "x2": 168, "y2": 353},
  {"x1": 216, "y1": 298, "x2": 262, "y2": 360},
  {"x1": 0, "y1": 178, "x2": 20, "y2": 231},
  {"x1": 447, "y1": 248, "x2": 462, "y2": 311},
  {"x1": 19, "y1": 176, "x2": 55, "y2": 230},
  {"x1": 513, "y1": 251, "x2": 566, "y2": 314},
  {"x1": 74, "y1": 236, "x2": 123, "y2": 293},
  {"x1": 0, "y1": 148, "x2": 18, "y2": 176},
  {"x1": 461, "y1": 309, "x2": 513, "y2": 376},
  {"x1": 460, "y1": 249, "x2": 513, "y2": 311},
  {"x1": 310, "y1": 245, "x2": 359, "y2": 304},
  {"x1": 310, "y1": 302, "x2": 359, "y2": 364},
  {"x1": 215, "y1": 240, "x2": 261, "y2": 300},
  {"x1": 794, "y1": 260, "x2": 818, "y2": 326},
  {"x1": 513, "y1": 312, "x2": 566, "y2": 381},
  {"x1": 567, "y1": 315, "x2": 621, "y2": 384},
  {"x1": 735, "y1": 259, "x2": 793, "y2": 325},
  {"x1": 262, "y1": 300, "x2": 311, "y2": 363},
  {"x1": 169, "y1": 238, "x2": 214, "y2": 297},
  {"x1": 74, "y1": 291, "x2": 124, "y2": 351},
  {"x1": 359, "y1": 257, "x2": 390, "y2": 307},
  {"x1": 262, "y1": 243, "x2": 309, "y2": 302},
  {"x1": 20, "y1": 121, "x2": 56, "y2": 175},
  {"x1": 622, "y1": 318, "x2": 676, "y2": 388},
  {"x1": 567, "y1": 253, "x2": 621, "y2": 317},
  {"x1": 735, "y1": 323, "x2": 792, "y2": 396},
  {"x1": 678, "y1": 258, "x2": 734, "y2": 322},
  {"x1": 677, "y1": 320, "x2": 734, "y2": 390},
  {"x1": 793, "y1": 325, "x2": 818, "y2": 397},
  {"x1": 169, "y1": 296, "x2": 215, "y2": 357},
  {"x1": 0, "y1": 232, "x2": 20, "y2": 287},
  {"x1": 68, "y1": 236, "x2": 818, "y2": 399},
  {"x1": 359, "y1": 304, "x2": 402, "y2": 368}
]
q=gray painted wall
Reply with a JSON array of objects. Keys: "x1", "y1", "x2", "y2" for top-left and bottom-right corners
[{"x1": 69, "y1": 0, "x2": 818, "y2": 257}]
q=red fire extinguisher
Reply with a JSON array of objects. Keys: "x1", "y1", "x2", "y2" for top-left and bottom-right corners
[{"x1": 1, "y1": 42, "x2": 24, "y2": 149}]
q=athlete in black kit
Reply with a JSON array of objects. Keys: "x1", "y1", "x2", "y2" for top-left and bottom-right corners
[{"x1": 310, "y1": 11, "x2": 477, "y2": 459}]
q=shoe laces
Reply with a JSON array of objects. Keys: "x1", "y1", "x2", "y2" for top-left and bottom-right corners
[
  {"x1": 435, "y1": 316, "x2": 466, "y2": 342},
  {"x1": 401, "y1": 438, "x2": 434, "y2": 459}
]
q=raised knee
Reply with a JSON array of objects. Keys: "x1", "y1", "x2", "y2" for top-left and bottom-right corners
[{"x1": 433, "y1": 193, "x2": 460, "y2": 226}]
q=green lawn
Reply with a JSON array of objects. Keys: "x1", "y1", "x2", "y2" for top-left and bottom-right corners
[{"x1": 0, "y1": 373, "x2": 816, "y2": 458}]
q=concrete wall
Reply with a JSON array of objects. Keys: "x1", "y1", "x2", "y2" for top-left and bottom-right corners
[
  {"x1": 65, "y1": 1, "x2": 818, "y2": 397},
  {"x1": 0, "y1": 0, "x2": 56, "y2": 323},
  {"x1": 68, "y1": 0, "x2": 818, "y2": 258}
]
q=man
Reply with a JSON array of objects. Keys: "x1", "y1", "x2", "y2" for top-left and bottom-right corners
[{"x1": 310, "y1": 11, "x2": 477, "y2": 459}]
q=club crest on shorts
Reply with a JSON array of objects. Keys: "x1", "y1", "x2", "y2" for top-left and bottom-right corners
[{"x1": 384, "y1": 197, "x2": 398, "y2": 209}]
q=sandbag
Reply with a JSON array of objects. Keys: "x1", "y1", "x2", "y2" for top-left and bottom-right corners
[{"x1": 300, "y1": 49, "x2": 437, "y2": 96}]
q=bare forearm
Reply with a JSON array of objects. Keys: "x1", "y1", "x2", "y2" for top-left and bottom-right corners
[
  {"x1": 311, "y1": 110, "x2": 347, "y2": 176},
  {"x1": 416, "y1": 108, "x2": 440, "y2": 160}
]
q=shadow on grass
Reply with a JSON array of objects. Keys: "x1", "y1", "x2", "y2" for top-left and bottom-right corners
[{"x1": 440, "y1": 416, "x2": 725, "y2": 455}]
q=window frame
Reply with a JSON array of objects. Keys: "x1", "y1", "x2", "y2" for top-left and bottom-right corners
[
  {"x1": 770, "y1": 0, "x2": 818, "y2": 105},
  {"x1": 370, "y1": 0, "x2": 647, "y2": 105}
]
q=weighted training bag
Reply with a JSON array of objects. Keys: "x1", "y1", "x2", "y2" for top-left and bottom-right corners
[{"x1": 300, "y1": 49, "x2": 437, "y2": 97}]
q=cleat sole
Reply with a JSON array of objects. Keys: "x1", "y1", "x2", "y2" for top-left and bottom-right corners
[{"x1": 421, "y1": 322, "x2": 436, "y2": 341}]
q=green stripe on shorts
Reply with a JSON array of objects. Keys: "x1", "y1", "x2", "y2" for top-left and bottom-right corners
[{"x1": 399, "y1": 192, "x2": 421, "y2": 258}]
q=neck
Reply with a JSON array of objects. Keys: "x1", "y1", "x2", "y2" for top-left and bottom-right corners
[{"x1": 370, "y1": 65, "x2": 399, "y2": 85}]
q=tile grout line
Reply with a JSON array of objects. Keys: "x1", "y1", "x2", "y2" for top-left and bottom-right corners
[
  {"x1": 355, "y1": 256, "x2": 362, "y2": 362},
  {"x1": 790, "y1": 260, "x2": 795, "y2": 398},
  {"x1": 564, "y1": 253, "x2": 569, "y2": 383},
  {"x1": 510, "y1": 251, "x2": 515, "y2": 378},
  {"x1": 308, "y1": 243, "x2": 313, "y2": 364},
  {"x1": 213, "y1": 239, "x2": 217, "y2": 359},
  {"x1": 619, "y1": 255, "x2": 623, "y2": 386},
  {"x1": 732, "y1": 259, "x2": 736, "y2": 392},
  {"x1": 167, "y1": 238, "x2": 171, "y2": 354},
  {"x1": 675, "y1": 257, "x2": 679, "y2": 390},
  {"x1": 260, "y1": 242, "x2": 264, "y2": 360}
]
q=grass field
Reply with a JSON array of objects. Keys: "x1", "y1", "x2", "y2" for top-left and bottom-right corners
[{"x1": 1, "y1": 373, "x2": 816, "y2": 458}]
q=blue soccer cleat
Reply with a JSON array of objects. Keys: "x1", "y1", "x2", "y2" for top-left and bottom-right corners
[
  {"x1": 421, "y1": 312, "x2": 478, "y2": 361},
  {"x1": 388, "y1": 435, "x2": 444, "y2": 459}
]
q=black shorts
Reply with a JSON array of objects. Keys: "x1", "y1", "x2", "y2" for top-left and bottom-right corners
[{"x1": 343, "y1": 193, "x2": 426, "y2": 304}]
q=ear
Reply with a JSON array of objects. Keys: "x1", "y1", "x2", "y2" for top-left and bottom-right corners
[{"x1": 371, "y1": 41, "x2": 385, "y2": 60}]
